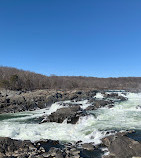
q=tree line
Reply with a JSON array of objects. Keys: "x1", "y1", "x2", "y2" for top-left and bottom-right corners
[{"x1": 0, "y1": 66, "x2": 141, "y2": 92}]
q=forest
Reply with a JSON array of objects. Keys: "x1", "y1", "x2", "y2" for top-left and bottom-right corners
[{"x1": 0, "y1": 66, "x2": 141, "y2": 92}]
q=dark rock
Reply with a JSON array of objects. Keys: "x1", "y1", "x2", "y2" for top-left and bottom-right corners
[
  {"x1": 104, "y1": 93, "x2": 127, "y2": 102},
  {"x1": 0, "y1": 89, "x2": 97, "y2": 114},
  {"x1": 117, "y1": 96, "x2": 127, "y2": 101},
  {"x1": 46, "y1": 147, "x2": 64, "y2": 158},
  {"x1": 136, "y1": 105, "x2": 141, "y2": 109},
  {"x1": 86, "y1": 106, "x2": 96, "y2": 111},
  {"x1": 41, "y1": 106, "x2": 87, "y2": 124},
  {"x1": 107, "y1": 104, "x2": 114, "y2": 108},
  {"x1": 87, "y1": 100, "x2": 113, "y2": 110},
  {"x1": 0, "y1": 137, "x2": 38, "y2": 157}
]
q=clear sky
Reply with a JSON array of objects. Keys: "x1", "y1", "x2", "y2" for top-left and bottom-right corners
[{"x1": 0, "y1": 0, "x2": 141, "y2": 77}]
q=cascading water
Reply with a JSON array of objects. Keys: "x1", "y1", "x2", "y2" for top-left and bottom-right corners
[{"x1": 0, "y1": 92, "x2": 141, "y2": 145}]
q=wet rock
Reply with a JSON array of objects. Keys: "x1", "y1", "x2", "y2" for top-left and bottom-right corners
[
  {"x1": 59, "y1": 102, "x2": 82, "y2": 107},
  {"x1": 86, "y1": 106, "x2": 96, "y2": 111},
  {"x1": 104, "y1": 93, "x2": 127, "y2": 102},
  {"x1": 41, "y1": 106, "x2": 87, "y2": 124},
  {"x1": 136, "y1": 105, "x2": 141, "y2": 109},
  {"x1": 87, "y1": 100, "x2": 113, "y2": 110}
]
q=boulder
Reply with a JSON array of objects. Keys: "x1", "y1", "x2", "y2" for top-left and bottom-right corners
[
  {"x1": 88, "y1": 100, "x2": 113, "y2": 109},
  {"x1": 104, "y1": 93, "x2": 127, "y2": 102},
  {"x1": 102, "y1": 135, "x2": 141, "y2": 158},
  {"x1": 40, "y1": 105, "x2": 87, "y2": 124},
  {"x1": 136, "y1": 105, "x2": 141, "y2": 109}
]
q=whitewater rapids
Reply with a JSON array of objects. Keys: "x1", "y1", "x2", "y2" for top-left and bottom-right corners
[{"x1": 0, "y1": 92, "x2": 141, "y2": 145}]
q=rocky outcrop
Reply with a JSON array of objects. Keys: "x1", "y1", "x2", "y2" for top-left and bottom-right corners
[
  {"x1": 0, "y1": 89, "x2": 97, "y2": 114},
  {"x1": 0, "y1": 89, "x2": 128, "y2": 114},
  {"x1": 86, "y1": 100, "x2": 114, "y2": 110},
  {"x1": 0, "y1": 137, "x2": 100, "y2": 158},
  {"x1": 104, "y1": 93, "x2": 127, "y2": 101},
  {"x1": 0, "y1": 137, "x2": 65, "y2": 158},
  {"x1": 40, "y1": 105, "x2": 88, "y2": 124},
  {"x1": 0, "y1": 137, "x2": 39, "y2": 158}
]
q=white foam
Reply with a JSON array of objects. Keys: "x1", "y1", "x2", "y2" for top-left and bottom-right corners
[
  {"x1": 0, "y1": 115, "x2": 104, "y2": 144},
  {"x1": 0, "y1": 92, "x2": 141, "y2": 145},
  {"x1": 95, "y1": 93, "x2": 104, "y2": 99}
]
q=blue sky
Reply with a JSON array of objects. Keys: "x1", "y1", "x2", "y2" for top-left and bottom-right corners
[{"x1": 0, "y1": 0, "x2": 141, "y2": 77}]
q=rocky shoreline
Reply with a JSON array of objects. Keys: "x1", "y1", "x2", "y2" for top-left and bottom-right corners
[
  {"x1": 0, "y1": 89, "x2": 141, "y2": 158},
  {"x1": 0, "y1": 89, "x2": 98, "y2": 114},
  {"x1": 0, "y1": 130, "x2": 140, "y2": 158},
  {"x1": 0, "y1": 89, "x2": 127, "y2": 114}
]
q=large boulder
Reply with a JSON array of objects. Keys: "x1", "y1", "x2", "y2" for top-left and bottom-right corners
[
  {"x1": 102, "y1": 135, "x2": 141, "y2": 158},
  {"x1": 41, "y1": 105, "x2": 87, "y2": 124},
  {"x1": 86, "y1": 100, "x2": 113, "y2": 110}
]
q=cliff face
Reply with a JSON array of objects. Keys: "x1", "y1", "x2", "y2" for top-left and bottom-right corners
[{"x1": 0, "y1": 66, "x2": 141, "y2": 91}]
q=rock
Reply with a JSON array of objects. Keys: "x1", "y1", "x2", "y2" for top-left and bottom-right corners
[
  {"x1": 104, "y1": 93, "x2": 127, "y2": 102},
  {"x1": 102, "y1": 135, "x2": 141, "y2": 158},
  {"x1": 46, "y1": 147, "x2": 64, "y2": 158},
  {"x1": 86, "y1": 106, "x2": 96, "y2": 111},
  {"x1": 136, "y1": 105, "x2": 141, "y2": 109},
  {"x1": 87, "y1": 100, "x2": 113, "y2": 110},
  {"x1": 65, "y1": 147, "x2": 80, "y2": 158},
  {"x1": 81, "y1": 143, "x2": 95, "y2": 151},
  {"x1": 0, "y1": 89, "x2": 97, "y2": 114},
  {"x1": 103, "y1": 155, "x2": 115, "y2": 158},
  {"x1": 41, "y1": 105, "x2": 87, "y2": 124},
  {"x1": 0, "y1": 137, "x2": 43, "y2": 158},
  {"x1": 117, "y1": 96, "x2": 127, "y2": 101}
]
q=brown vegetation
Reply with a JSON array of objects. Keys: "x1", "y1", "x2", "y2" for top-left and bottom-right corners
[{"x1": 0, "y1": 66, "x2": 141, "y2": 91}]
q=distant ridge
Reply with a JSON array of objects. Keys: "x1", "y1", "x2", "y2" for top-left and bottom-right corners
[{"x1": 0, "y1": 66, "x2": 141, "y2": 91}]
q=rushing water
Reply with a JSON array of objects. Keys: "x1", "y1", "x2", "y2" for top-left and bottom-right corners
[{"x1": 0, "y1": 92, "x2": 141, "y2": 145}]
